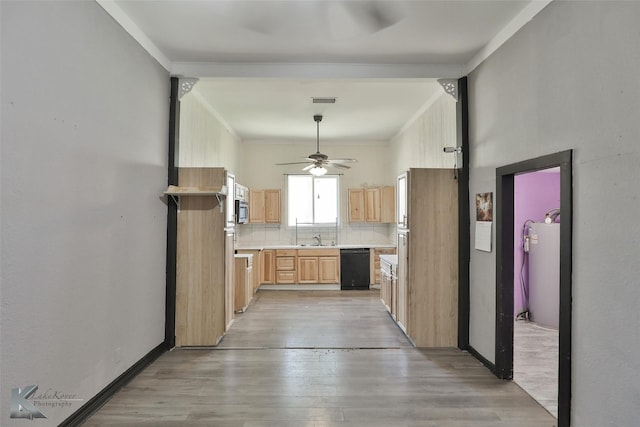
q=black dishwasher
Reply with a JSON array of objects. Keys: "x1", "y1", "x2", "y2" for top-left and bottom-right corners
[{"x1": 340, "y1": 248, "x2": 370, "y2": 290}]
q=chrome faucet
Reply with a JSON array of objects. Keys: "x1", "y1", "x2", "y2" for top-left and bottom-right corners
[{"x1": 313, "y1": 235, "x2": 322, "y2": 246}]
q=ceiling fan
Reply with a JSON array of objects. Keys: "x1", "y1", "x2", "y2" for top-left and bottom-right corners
[{"x1": 276, "y1": 115, "x2": 357, "y2": 176}]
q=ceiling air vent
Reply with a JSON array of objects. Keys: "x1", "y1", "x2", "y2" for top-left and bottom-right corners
[{"x1": 312, "y1": 97, "x2": 336, "y2": 104}]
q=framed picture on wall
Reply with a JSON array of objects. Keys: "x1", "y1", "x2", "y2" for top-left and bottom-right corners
[
  {"x1": 475, "y1": 192, "x2": 493, "y2": 252},
  {"x1": 476, "y1": 192, "x2": 493, "y2": 222}
]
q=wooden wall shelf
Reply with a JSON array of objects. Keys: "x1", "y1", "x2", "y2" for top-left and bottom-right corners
[{"x1": 164, "y1": 185, "x2": 228, "y2": 209}]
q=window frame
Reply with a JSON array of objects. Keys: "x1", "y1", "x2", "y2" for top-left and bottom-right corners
[{"x1": 286, "y1": 174, "x2": 341, "y2": 227}]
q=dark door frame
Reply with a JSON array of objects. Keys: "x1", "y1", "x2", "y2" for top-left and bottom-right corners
[
  {"x1": 165, "y1": 77, "x2": 180, "y2": 349},
  {"x1": 495, "y1": 150, "x2": 572, "y2": 426}
]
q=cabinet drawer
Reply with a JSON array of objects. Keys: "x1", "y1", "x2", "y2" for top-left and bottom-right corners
[
  {"x1": 276, "y1": 270, "x2": 296, "y2": 284},
  {"x1": 298, "y1": 248, "x2": 339, "y2": 257},
  {"x1": 276, "y1": 249, "x2": 297, "y2": 256},
  {"x1": 276, "y1": 256, "x2": 295, "y2": 270}
]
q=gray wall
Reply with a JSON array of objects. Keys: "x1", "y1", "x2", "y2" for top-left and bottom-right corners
[
  {"x1": 1, "y1": 2, "x2": 169, "y2": 425},
  {"x1": 467, "y1": 2, "x2": 640, "y2": 425}
]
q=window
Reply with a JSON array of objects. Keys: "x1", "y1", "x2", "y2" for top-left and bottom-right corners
[{"x1": 287, "y1": 175, "x2": 339, "y2": 226}]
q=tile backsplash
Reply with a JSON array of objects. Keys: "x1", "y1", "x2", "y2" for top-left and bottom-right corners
[{"x1": 236, "y1": 223, "x2": 396, "y2": 247}]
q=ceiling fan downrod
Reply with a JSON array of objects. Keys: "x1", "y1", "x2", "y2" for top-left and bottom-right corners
[{"x1": 314, "y1": 114, "x2": 322, "y2": 154}]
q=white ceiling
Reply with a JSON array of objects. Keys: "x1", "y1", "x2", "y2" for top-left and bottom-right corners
[{"x1": 102, "y1": 0, "x2": 550, "y2": 143}]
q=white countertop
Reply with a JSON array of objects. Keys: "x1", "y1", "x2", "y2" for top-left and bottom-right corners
[
  {"x1": 379, "y1": 254, "x2": 398, "y2": 265},
  {"x1": 235, "y1": 243, "x2": 396, "y2": 251}
]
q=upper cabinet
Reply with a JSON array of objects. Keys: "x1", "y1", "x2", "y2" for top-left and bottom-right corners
[
  {"x1": 249, "y1": 189, "x2": 281, "y2": 224},
  {"x1": 264, "y1": 189, "x2": 281, "y2": 223},
  {"x1": 365, "y1": 188, "x2": 381, "y2": 222},
  {"x1": 348, "y1": 188, "x2": 366, "y2": 222},
  {"x1": 349, "y1": 186, "x2": 395, "y2": 223}
]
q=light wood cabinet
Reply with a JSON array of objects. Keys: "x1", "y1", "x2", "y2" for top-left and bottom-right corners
[
  {"x1": 264, "y1": 189, "x2": 281, "y2": 223},
  {"x1": 296, "y1": 248, "x2": 340, "y2": 284},
  {"x1": 297, "y1": 256, "x2": 318, "y2": 283},
  {"x1": 237, "y1": 249, "x2": 261, "y2": 292},
  {"x1": 234, "y1": 255, "x2": 253, "y2": 313},
  {"x1": 370, "y1": 247, "x2": 397, "y2": 285},
  {"x1": 318, "y1": 256, "x2": 340, "y2": 283},
  {"x1": 348, "y1": 188, "x2": 365, "y2": 222},
  {"x1": 396, "y1": 231, "x2": 408, "y2": 331},
  {"x1": 249, "y1": 189, "x2": 281, "y2": 223},
  {"x1": 380, "y1": 186, "x2": 395, "y2": 223},
  {"x1": 262, "y1": 250, "x2": 275, "y2": 284},
  {"x1": 396, "y1": 168, "x2": 458, "y2": 347},
  {"x1": 349, "y1": 186, "x2": 395, "y2": 223},
  {"x1": 249, "y1": 190, "x2": 265, "y2": 223},
  {"x1": 275, "y1": 249, "x2": 296, "y2": 284},
  {"x1": 365, "y1": 188, "x2": 381, "y2": 222}
]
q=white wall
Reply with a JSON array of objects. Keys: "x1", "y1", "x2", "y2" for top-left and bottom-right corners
[
  {"x1": 467, "y1": 2, "x2": 640, "y2": 425},
  {"x1": 390, "y1": 91, "x2": 457, "y2": 176},
  {"x1": 178, "y1": 90, "x2": 243, "y2": 177},
  {"x1": 237, "y1": 141, "x2": 396, "y2": 246},
  {"x1": 0, "y1": 2, "x2": 168, "y2": 425}
]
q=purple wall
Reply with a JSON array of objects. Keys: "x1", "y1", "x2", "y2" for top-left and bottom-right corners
[{"x1": 513, "y1": 169, "x2": 560, "y2": 316}]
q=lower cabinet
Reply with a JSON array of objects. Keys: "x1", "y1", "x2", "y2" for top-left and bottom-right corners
[
  {"x1": 318, "y1": 256, "x2": 340, "y2": 283},
  {"x1": 370, "y1": 247, "x2": 397, "y2": 285},
  {"x1": 276, "y1": 249, "x2": 297, "y2": 284},
  {"x1": 236, "y1": 249, "x2": 261, "y2": 293},
  {"x1": 297, "y1": 248, "x2": 340, "y2": 284},
  {"x1": 261, "y1": 249, "x2": 275, "y2": 284},
  {"x1": 234, "y1": 255, "x2": 253, "y2": 313}
]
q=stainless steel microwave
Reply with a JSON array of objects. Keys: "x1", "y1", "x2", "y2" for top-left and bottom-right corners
[{"x1": 235, "y1": 200, "x2": 249, "y2": 224}]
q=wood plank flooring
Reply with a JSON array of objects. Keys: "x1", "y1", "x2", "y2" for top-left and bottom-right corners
[{"x1": 84, "y1": 290, "x2": 557, "y2": 426}]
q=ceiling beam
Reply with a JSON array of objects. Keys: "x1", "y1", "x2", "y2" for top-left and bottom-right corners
[{"x1": 171, "y1": 62, "x2": 464, "y2": 79}]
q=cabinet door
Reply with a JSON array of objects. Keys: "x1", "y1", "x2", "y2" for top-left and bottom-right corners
[
  {"x1": 380, "y1": 268, "x2": 391, "y2": 313},
  {"x1": 234, "y1": 258, "x2": 247, "y2": 312},
  {"x1": 396, "y1": 232, "x2": 408, "y2": 331},
  {"x1": 225, "y1": 232, "x2": 235, "y2": 331},
  {"x1": 380, "y1": 186, "x2": 396, "y2": 223},
  {"x1": 276, "y1": 271, "x2": 296, "y2": 284},
  {"x1": 318, "y1": 256, "x2": 340, "y2": 283},
  {"x1": 297, "y1": 257, "x2": 319, "y2": 283},
  {"x1": 262, "y1": 250, "x2": 275, "y2": 284},
  {"x1": 365, "y1": 187, "x2": 381, "y2": 222},
  {"x1": 348, "y1": 188, "x2": 365, "y2": 222},
  {"x1": 264, "y1": 189, "x2": 281, "y2": 223},
  {"x1": 249, "y1": 189, "x2": 265, "y2": 223},
  {"x1": 276, "y1": 256, "x2": 295, "y2": 270}
]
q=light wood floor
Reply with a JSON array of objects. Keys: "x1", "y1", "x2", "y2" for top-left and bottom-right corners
[{"x1": 84, "y1": 290, "x2": 557, "y2": 426}]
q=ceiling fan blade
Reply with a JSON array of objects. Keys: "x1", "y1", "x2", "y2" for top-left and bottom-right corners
[
  {"x1": 302, "y1": 164, "x2": 316, "y2": 171},
  {"x1": 328, "y1": 163, "x2": 351, "y2": 170},
  {"x1": 327, "y1": 158, "x2": 358, "y2": 164},
  {"x1": 276, "y1": 161, "x2": 314, "y2": 166}
]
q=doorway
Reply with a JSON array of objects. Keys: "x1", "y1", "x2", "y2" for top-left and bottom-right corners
[
  {"x1": 513, "y1": 167, "x2": 560, "y2": 417},
  {"x1": 495, "y1": 150, "x2": 572, "y2": 427}
]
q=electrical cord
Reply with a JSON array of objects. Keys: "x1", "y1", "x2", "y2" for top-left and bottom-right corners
[{"x1": 516, "y1": 219, "x2": 535, "y2": 321}]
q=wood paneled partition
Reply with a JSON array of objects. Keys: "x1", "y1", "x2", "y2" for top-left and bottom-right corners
[{"x1": 175, "y1": 167, "x2": 228, "y2": 346}]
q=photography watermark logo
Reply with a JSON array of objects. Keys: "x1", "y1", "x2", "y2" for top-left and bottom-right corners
[
  {"x1": 11, "y1": 384, "x2": 83, "y2": 420},
  {"x1": 11, "y1": 385, "x2": 46, "y2": 420}
]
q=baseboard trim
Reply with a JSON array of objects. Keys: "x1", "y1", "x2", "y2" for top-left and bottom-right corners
[
  {"x1": 467, "y1": 344, "x2": 497, "y2": 375},
  {"x1": 59, "y1": 342, "x2": 166, "y2": 426}
]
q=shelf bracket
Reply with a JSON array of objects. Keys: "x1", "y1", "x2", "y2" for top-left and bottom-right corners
[
  {"x1": 168, "y1": 194, "x2": 181, "y2": 210},
  {"x1": 178, "y1": 77, "x2": 199, "y2": 100},
  {"x1": 216, "y1": 194, "x2": 225, "y2": 212},
  {"x1": 437, "y1": 79, "x2": 459, "y2": 101}
]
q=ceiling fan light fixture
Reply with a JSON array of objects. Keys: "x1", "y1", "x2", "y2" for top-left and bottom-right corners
[{"x1": 309, "y1": 165, "x2": 327, "y2": 176}]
